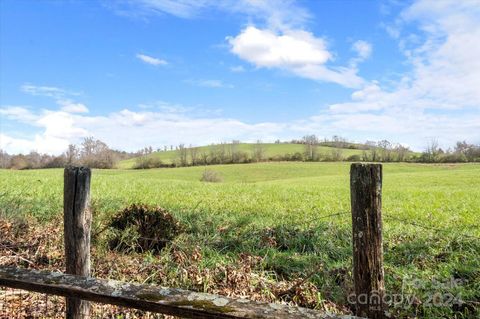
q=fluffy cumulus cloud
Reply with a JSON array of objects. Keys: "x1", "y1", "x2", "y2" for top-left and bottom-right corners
[
  {"x1": 0, "y1": 107, "x2": 89, "y2": 154},
  {"x1": 310, "y1": 0, "x2": 480, "y2": 147},
  {"x1": 57, "y1": 100, "x2": 89, "y2": 113},
  {"x1": 2, "y1": 0, "x2": 480, "y2": 154},
  {"x1": 227, "y1": 26, "x2": 365, "y2": 88},
  {"x1": 136, "y1": 53, "x2": 168, "y2": 66},
  {"x1": 228, "y1": 27, "x2": 330, "y2": 68},
  {"x1": 0, "y1": 105, "x2": 285, "y2": 154},
  {"x1": 119, "y1": 0, "x2": 367, "y2": 88}
]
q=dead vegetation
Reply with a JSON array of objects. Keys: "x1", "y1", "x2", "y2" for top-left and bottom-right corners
[
  {"x1": 200, "y1": 169, "x2": 223, "y2": 182},
  {"x1": 0, "y1": 216, "x2": 351, "y2": 318},
  {"x1": 106, "y1": 204, "x2": 183, "y2": 253}
]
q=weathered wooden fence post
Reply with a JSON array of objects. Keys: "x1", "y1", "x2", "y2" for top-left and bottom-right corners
[
  {"x1": 64, "y1": 167, "x2": 92, "y2": 318},
  {"x1": 350, "y1": 163, "x2": 385, "y2": 319}
]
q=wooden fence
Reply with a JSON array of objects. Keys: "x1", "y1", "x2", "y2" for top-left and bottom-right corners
[{"x1": 0, "y1": 164, "x2": 384, "y2": 318}]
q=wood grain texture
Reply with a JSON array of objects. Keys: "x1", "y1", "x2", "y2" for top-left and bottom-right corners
[
  {"x1": 350, "y1": 163, "x2": 385, "y2": 319},
  {"x1": 0, "y1": 267, "x2": 363, "y2": 319},
  {"x1": 64, "y1": 167, "x2": 92, "y2": 318}
]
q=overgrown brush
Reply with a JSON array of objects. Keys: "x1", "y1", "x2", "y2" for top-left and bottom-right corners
[
  {"x1": 200, "y1": 169, "x2": 223, "y2": 182},
  {"x1": 107, "y1": 204, "x2": 183, "y2": 253}
]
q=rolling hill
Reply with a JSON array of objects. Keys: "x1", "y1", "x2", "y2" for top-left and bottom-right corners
[{"x1": 117, "y1": 143, "x2": 367, "y2": 169}]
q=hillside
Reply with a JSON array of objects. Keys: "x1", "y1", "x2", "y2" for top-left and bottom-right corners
[{"x1": 117, "y1": 143, "x2": 366, "y2": 169}]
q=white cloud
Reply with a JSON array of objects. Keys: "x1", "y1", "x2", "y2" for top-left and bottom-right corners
[
  {"x1": 308, "y1": 0, "x2": 480, "y2": 148},
  {"x1": 228, "y1": 27, "x2": 331, "y2": 68},
  {"x1": 188, "y1": 79, "x2": 234, "y2": 88},
  {"x1": 0, "y1": 106, "x2": 89, "y2": 154},
  {"x1": 0, "y1": 106, "x2": 38, "y2": 123},
  {"x1": 3, "y1": 0, "x2": 480, "y2": 154},
  {"x1": 228, "y1": 26, "x2": 364, "y2": 88},
  {"x1": 136, "y1": 53, "x2": 168, "y2": 66},
  {"x1": 116, "y1": 1, "x2": 365, "y2": 88},
  {"x1": 21, "y1": 84, "x2": 72, "y2": 98},
  {"x1": 0, "y1": 106, "x2": 286, "y2": 154},
  {"x1": 127, "y1": 0, "x2": 210, "y2": 18},
  {"x1": 230, "y1": 65, "x2": 245, "y2": 72},
  {"x1": 21, "y1": 83, "x2": 89, "y2": 114},
  {"x1": 57, "y1": 100, "x2": 89, "y2": 113},
  {"x1": 117, "y1": 0, "x2": 310, "y2": 30},
  {"x1": 352, "y1": 40, "x2": 372, "y2": 61},
  {"x1": 224, "y1": 0, "x2": 311, "y2": 31}
]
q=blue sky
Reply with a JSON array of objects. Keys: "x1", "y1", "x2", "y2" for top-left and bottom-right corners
[{"x1": 1, "y1": 0, "x2": 479, "y2": 154}]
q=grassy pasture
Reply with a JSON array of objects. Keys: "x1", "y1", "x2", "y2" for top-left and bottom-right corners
[
  {"x1": 117, "y1": 143, "x2": 365, "y2": 168},
  {"x1": 0, "y1": 162, "x2": 479, "y2": 318}
]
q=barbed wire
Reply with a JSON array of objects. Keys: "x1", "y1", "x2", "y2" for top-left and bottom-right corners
[{"x1": 382, "y1": 213, "x2": 480, "y2": 240}]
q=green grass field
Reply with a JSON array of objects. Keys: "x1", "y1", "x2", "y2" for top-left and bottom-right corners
[
  {"x1": 1, "y1": 162, "x2": 479, "y2": 318},
  {"x1": 117, "y1": 143, "x2": 366, "y2": 168}
]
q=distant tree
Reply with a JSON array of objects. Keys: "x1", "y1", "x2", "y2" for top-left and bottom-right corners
[
  {"x1": 252, "y1": 140, "x2": 266, "y2": 162},
  {"x1": 199, "y1": 150, "x2": 209, "y2": 165},
  {"x1": 455, "y1": 141, "x2": 480, "y2": 161},
  {"x1": 10, "y1": 155, "x2": 29, "y2": 170},
  {"x1": 177, "y1": 144, "x2": 188, "y2": 166},
  {"x1": 0, "y1": 149, "x2": 11, "y2": 168},
  {"x1": 377, "y1": 140, "x2": 393, "y2": 162},
  {"x1": 27, "y1": 151, "x2": 42, "y2": 168},
  {"x1": 189, "y1": 145, "x2": 199, "y2": 166},
  {"x1": 217, "y1": 143, "x2": 227, "y2": 163},
  {"x1": 64, "y1": 144, "x2": 79, "y2": 165},
  {"x1": 133, "y1": 151, "x2": 163, "y2": 169},
  {"x1": 332, "y1": 135, "x2": 347, "y2": 148},
  {"x1": 79, "y1": 137, "x2": 117, "y2": 168},
  {"x1": 44, "y1": 155, "x2": 66, "y2": 168},
  {"x1": 394, "y1": 144, "x2": 410, "y2": 162},
  {"x1": 303, "y1": 135, "x2": 319, "y2": 161},
  {"x1": 229, "y1": 140, "x2": 241, "y2": 163},
  {"x1": 421, "y1": 139, "x2": 441, "y2": 163},
  {"x1": 330, "y1": 148, "x2": 343, "y2": 161},
  {"x1": 365, "y1": 141, "x2": 379, "y2": 161}
]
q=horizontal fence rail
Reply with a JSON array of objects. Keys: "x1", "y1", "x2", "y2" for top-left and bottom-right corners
[{"x1": 0, "y1": 267, "x2": 360, "y2": 319}]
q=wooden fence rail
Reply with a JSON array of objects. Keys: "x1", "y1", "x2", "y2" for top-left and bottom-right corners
[
  {"x1": 1, "y1": 164, "x2": 384, "y2": 318},
  {"x1": 0, "y1": 267, "x2": 358, "y2": 319}
]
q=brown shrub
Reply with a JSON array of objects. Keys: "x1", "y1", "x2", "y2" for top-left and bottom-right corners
[
  {"x1": 200, "y1": 169, "x2": 223, "y2": 183},
  {"x1": 107, "y1": 204, "x2": 183, "y2": 253}
]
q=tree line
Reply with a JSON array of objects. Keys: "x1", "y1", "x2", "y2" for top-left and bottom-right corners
[
  {"x1": 0, "y1": 137, "x2": 133, "y2": 170},
  {"x1": 1, "y1": 136, "x2": 479, "y2": 170},
  {"x1": 133, "y1": 136, "x2": 480, "y2": 169}
]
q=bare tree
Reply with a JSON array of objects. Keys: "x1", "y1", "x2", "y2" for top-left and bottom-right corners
[
  {"x1": 177, "y1": 144, "x2": 188, "y2": 166},
  {"x1": 0, "y1": 149, "x2": 11, "y2": 168},
  {"x1": 252, "y1": 140, "x2": 266, "y2": 162},
  {"x1": 199, "y1": 150, "x2": 209, "y2": 165},
  {"x1": 332, "y1": 135, "x2": 347, "y2": 148},
  {"x1": 394, "y1": 144, "x2": 410, "y2": 162},
  {"x1": 330, "y1": 148, "x2": 343, "y2": 161},
  {"x1": 365, "y1": 141, "x2": 379, "y2": 161},
  {"x1": 229, "y1": 140, "x2": 241, "y2": 163},
  {"x1": 377, "y1": 140, "x2": 393, "y2": 162},
  {"x1": 65, "y1": 144, "x2": 79, "y2": 165},
  {"x1": 189, "y1": 145, "x2": 198, "y2": 166},
  {"x1": 218, "y1": 143, "x2": 227, "y2": 163},
  {"x1": 303, "y1": 135, "x2": 319, "y2": 161},
  {"x1": 423, "y1": 139, "x2": 441, "y2": 162},
  {"x1": 79, "y1": 137, "x2": 117, "y2": 168}
]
